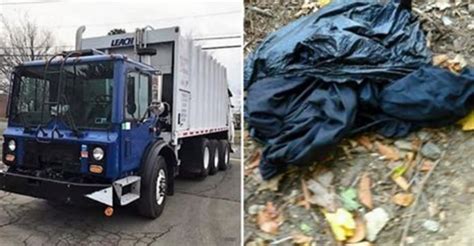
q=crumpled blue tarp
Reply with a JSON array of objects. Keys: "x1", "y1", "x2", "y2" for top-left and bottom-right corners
[{"x1": 244, "y1": 0, "x2": 474, "y2": 179}]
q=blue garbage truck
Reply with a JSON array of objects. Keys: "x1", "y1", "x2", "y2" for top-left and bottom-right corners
[{"x1": 0, "y1": 26, "x2": 234, "y2": 218}]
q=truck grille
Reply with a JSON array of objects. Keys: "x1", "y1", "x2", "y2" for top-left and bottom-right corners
[{"x1": 24, "y1": 141, "x2": 81, "y2": 172}]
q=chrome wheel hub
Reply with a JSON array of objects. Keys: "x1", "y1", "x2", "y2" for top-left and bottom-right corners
[
  {"x1": 214, "y1": 148, "x2": 219, "y2": 169},
  {"x1": 224, "y1": 147, "x2": 229, "y2": 165},
  {"x1": 203, "y1": 146, "x2": 210, "y2": 170},
  {"x1": 156, "y1": 169, "x2": 166, "y2": 205}
]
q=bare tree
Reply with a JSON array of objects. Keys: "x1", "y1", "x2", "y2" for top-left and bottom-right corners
[{"x1": 0, "y1": 13, "x2": 55, "y2": 92}]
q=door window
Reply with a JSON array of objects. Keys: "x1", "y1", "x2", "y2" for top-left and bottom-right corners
[{"x1": 125, "y1": 72, "x2": 150, "y2": 120}]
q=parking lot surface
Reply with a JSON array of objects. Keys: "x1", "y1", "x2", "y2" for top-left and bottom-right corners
[{"x1": 0, "y1": 135, "x2": 241, "y2": 245}]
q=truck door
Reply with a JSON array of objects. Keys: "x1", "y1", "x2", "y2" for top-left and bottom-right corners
[{"x1": 121, "y1": 70, "x2": 153, "y2": 172}]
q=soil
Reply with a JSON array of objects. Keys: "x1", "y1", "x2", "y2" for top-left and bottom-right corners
[{"x1": 244, "y1": 1, "x2": 474, "y2": 245}]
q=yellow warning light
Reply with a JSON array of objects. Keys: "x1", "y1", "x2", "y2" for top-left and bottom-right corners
[
  {"x1": 89, "y1": 165, "x2": 103, "y2": 174},
  {"x1": 5, "y1": 154, "x2": 15, "y2": 162}
]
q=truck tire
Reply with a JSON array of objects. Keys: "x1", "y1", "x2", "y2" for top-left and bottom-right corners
[
  {"x1": 218, "y1": 140, "x2": 231, "y2": 170},
  {"x1": 208, "y1": 140, "x2": 220, "y2": 175},
  {"x1": 137, "y1": 155, "x2": 168, "y2": 219},
  {"x1": 191, "y1": 138, "x2": 211, "y2": 178}
]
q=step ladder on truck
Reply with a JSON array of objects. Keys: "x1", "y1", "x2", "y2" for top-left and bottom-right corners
[{"x1": 0, "y1": 25, "x2": 234, "y2": 218}]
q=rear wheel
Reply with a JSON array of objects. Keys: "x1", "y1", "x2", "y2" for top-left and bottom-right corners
[
  {"x1": 209, "y1": 140, "x2": 220, "y2": 175},
  {"x1": 218, "y1": 140, "x2": 231, "y2": 170},
  {"x1": 197, "y1": 138, "x2": 211, "y2": 177},
  {"x1": 137, "y1": 155, "x2": 167, "y2": 219}
]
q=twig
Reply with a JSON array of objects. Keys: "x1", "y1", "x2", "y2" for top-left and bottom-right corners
[
  {"x1": 270, "y1": 236, "x2": 293, "y2": 245},
  {"x1": 407, "y1": 155, "x2": 424, "y2": 187},
  {"x1": 247, "y1": 6, "x2": 274, "y2": 18},
  {"x1": 399, "y1": 151, "x2": 445, "y2": 246},
  {"x1": 301, "y1": 178, "x2": 311, "y2": 210}
]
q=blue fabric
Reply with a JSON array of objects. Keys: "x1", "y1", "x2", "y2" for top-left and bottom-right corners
[{"x1": 245, "y1": 0, "x2": 474, "y2": 179}]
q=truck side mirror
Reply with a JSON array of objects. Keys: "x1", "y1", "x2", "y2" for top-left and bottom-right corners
[{"x1": 127, "y1": 103, "x2": 137, "y2": 116}]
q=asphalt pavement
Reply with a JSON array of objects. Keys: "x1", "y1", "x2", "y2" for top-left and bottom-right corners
[{"x1": 0, "y1": 133, "x2": 242, "y2": 245}]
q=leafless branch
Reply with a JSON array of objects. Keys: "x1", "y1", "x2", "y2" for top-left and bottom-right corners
[{"x1": 0, "y1": 12, "x2": 56, "y2": 92}]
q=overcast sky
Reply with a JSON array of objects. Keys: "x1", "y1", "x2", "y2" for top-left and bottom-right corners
[{"x1": 0, "y1": 0, "x2": 243, "y2": 106}]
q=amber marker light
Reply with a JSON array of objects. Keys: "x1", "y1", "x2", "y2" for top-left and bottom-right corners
[
  {"x1": 5, "y1": 154, "x2": 15, "y2": 162},
  {"x1": 89, "y1": 165, "x2": 103, "y2": 174}
]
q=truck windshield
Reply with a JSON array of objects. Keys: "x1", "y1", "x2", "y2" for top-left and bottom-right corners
[{"x1": 10, "y1": 61, "x2": 114, "y2": 129}]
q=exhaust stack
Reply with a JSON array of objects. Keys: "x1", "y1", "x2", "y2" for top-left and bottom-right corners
[{"x1": 75, "y1": 26, "x2": 86, "y2": 50}]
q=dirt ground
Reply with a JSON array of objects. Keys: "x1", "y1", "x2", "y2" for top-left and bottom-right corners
[{"x1": 244, "y1": 1, "x2": 473, "y2": 245}]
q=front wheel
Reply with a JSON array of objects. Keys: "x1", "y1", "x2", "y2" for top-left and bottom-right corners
[{"x1": 137, "y1": 155, "x2": 168, "y2": 219}]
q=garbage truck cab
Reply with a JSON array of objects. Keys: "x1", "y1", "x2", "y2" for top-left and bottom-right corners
[{"x1": 0, "y1": 26, "x2": 234, "y2": 219}]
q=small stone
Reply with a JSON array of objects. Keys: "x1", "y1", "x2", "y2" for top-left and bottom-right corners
[
  {"x1": 394, "y1": 140, "x2": 414, "y2": 151},
  {"x1": 441, "y1": 16, "x2": 453, "y2": 26},
  {"x1": 420, "y1": 142, "x2": 441, "y2": 160},
  {"x1": 468, "y1": 23, "x2": 474, "y2": 30},
  {"x1": 248, "y1": 204, "x2": 264, "y2": 215},
  {"x1": 364, "y1": 207, "x2": 390, "y2": 241},
  {"x1": 422, "y1": 220, "x2": 440, "y2": 232},
  {"x1": 416, "y1": 131, "x2": 430, "y2": 141}
]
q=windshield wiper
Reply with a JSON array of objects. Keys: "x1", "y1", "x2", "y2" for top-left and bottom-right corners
[
  {"x1": 59, "y1": 94, "x2": 82, "y2": 137},
  {"x1": 57, "y1": 52, "x2": 83, "y2": 137}
]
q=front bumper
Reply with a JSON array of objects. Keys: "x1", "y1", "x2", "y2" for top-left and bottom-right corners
[{"x1": 0, "y1": 170, "x2": 109, "y2": 205}]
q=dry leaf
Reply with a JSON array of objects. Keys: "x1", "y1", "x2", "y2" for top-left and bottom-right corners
[
  {"x1": 420, "y1": 160, "x2": 434, "y2": 172},
  {"x1": 245, "y1": 150, "x2": 261, "y2": 176},
  {"x1": 346, "y1": 216, "x2": 367, "y2": 243},
  {"x1": 458, "y1": 110, "x2": 474, "y2": 131},
  {"x1": 405, "y1": 152, "x2": 415, "y2": 163},
  {"x1": 256, "y1": 202, "x2": 282, "y2": 234},
  {"x1": 375, "y1": 142, "x2": 400, "y2": 161},
  {"x1": 411, "y1": 137, "x2": 422, "y2": 151},
  {"x1": 259, "y1": 221, "x2": 279, "y2": 235},
  {"x1": 244, "y1": 130, "x2": 250, "y2": 141},
  {"x1": 392, "y1": 175, "x2": 410, "y2": 191},
  {"x1": 258, "y1": 174, "x2": 283, "y2": 192},
  {"x1": 292, "y1": 232, "x2": 313, "y2": 244},
  {"x1": 358, "y1": 173, "x2": 373, "y2": 209},
  {"x1": 392, "y1": 193, "x2": 414, "y2": 207},
  {"x1": 433, "y1": 54, "x2": 449, "y2": 66},
  {"x1": 318, "y1": 0, "x2": 332, "y2": 7},
  {"x1": 301, "y1": 178, "x2": 311, "y2": 210},
  {"x1": 452, "y1": 54, "x2": 467, "y2": 69},
  {"x1": 323, "y1": 208, "x2": 356, "y2": 241},
  {"x1": 448, "y1": 62, "x2": 462, "y2": 73},
  {"x1": 357, "y1": 136, "x2": 373, "y2": 150},
  {"x1": 307, "y1": 179, "x2": 337, "y2": 212}
]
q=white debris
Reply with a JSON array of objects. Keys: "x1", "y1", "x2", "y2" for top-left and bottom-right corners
[
  {"x1": 364, "y1": 207, "x2": 391, "y2": 241},
  {"x1": 422, "y1": 219, "x2": 441, "y2": 232}
]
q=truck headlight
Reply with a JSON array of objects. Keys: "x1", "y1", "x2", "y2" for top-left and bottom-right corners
[
  {"x1": 8, "y1": 140, "x2": 16, "y2": 151},
  {"x1": 92, "y1": 147, "x2": 104, "y2": 161}
]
